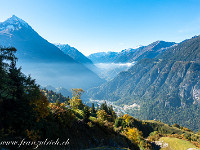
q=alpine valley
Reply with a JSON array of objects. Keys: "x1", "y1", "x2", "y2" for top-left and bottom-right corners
[
  {"x1": 1, "y1": 15, "x2": 200, "y2": 150},
  {"x1": 88, "y1": 35, "x2": 200, "y2": 131}
]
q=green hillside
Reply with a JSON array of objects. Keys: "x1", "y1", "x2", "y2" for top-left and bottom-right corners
[{"x1": 159, "y1": 137, "x2": 200, "y2": 150}]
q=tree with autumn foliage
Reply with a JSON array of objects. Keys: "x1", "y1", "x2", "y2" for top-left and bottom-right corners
[
  {"x1": 69, "y1": 88, "x2": 84, "y2": 109},
  {"x1": 124, "y1": 127, "x2": 150, "y2": 149},
  {"x1": 48, "y1": 102, "x2": 75, "y2": 127},
  {"x1": 31, "y1": 93, "x2": 49, "y2": 122},
  {"x1": 96, "y1": 109, "x2": 110, "y2": 122},
  {"x1": 124, "y1": 127, "x2": 142, "y2": 144}
]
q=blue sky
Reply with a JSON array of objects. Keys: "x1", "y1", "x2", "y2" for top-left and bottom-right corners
[{"x1": 0, "y1": 0, "x2": 200, "y2": 55}]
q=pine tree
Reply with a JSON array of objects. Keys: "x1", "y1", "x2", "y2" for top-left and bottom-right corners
[
  {"x1": 91, "y1": 103, "x2": 96, "y2": 113},
  {"x1": 0, "y1": 47, "x2": 17, "y2": 100},
  {"x1": 83, "y1": 106, "x2": 90, "y2": 122},
  {"x1": 100, "y1": 101, "x2": 108, "y2": 113}
]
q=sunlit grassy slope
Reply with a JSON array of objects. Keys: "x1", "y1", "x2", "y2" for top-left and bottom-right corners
[
  {"x1": 145, "y1": 120, "x2": 200, "y2": 137},
  {"x1": 160, "y1": 137, "x2": 200, "y2": 150}
]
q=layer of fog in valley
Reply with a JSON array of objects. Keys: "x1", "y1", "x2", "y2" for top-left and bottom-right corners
[
  {"x1": 17, "y1": 61, "x2": 136, "y2": 103},
  {"x1": 94, "y1": 62, "x2": 135, "y2": 81},
  {"x1": 17, "y1": 61, "x2": 103, "y2": 90}
]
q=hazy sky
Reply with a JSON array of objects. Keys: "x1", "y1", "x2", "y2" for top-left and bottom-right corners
[{"x1": 0, "y1": 0, "x2": 200, "y2": 55}]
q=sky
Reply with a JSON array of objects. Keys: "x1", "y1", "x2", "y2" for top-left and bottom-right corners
[{"x1": 0, "y1": 0, "x2": 200, "y2": 56}]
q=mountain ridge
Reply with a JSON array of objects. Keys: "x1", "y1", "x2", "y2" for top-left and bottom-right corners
[
  {"x1": 0, "y1": 15, "x2": 76, "y2": 63},
  {"x1": 55, "y1": 43, "x2": 99, "y2": 72},
  {"x1": 55, "y1": 43, "x2": 93, "y2": 64},
  {"x1": 0, "y1": 15, "x2": 104, "y2": 89},
  {"x1": 88, "y1": 41, "x2": 176, "y2": 64}
]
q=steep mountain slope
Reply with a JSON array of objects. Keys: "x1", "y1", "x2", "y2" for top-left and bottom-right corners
[
  {"x1": 88, "y1": 41, "x2": 175, "y2": 63},
  {"x1": 159, "y1": 35, "x2": 200, "y2": 62},
  {"x1": 0, "y1": 15, "x2": 74, "y2": 62},
  {"x1": 55, "y1": 43, "x2": 98, "y2": 72},
  {"x1": 87, "y1": 35, "x2": 200, "y2": 131},
  {"x1": 0, "y1": 15, "x2": 103, "y2": 89},
  {"x1": 55, "y1": 44, "x2": 93, "y2": 64},
  {"x1": 115, "y1": 41, "x2": 176, "y2": 63}
]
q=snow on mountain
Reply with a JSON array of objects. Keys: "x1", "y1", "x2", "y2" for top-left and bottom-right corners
[{"x1": 0, "y1": 15, "x2": 30, "y2": 33}]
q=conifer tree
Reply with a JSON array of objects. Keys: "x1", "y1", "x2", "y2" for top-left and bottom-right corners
[
  {"x1": 100, "y1": 101, "x2": 108, "y2": 113},
  {"x1": 83, "y1": 106, "x2": 90, "y2": 122},
  {"x1": 91, "y1": 103, "x2": 96, "y2": 113}
]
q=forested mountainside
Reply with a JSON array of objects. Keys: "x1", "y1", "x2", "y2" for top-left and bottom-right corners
[
  {"x1": 46, "y1": 86, "x2": 72, "y2": 97},
  {"x1": 88, "y1": 41, "x2": 175, "y2": 63},
  {"x1": 159, "y1": 35, "x2": 200, "y2": 61},
  {"x1": 41, "y1": 88, "x2": 70, "y2": 103},
  {"x1": 87, "y1": 35, "x2": 200, "y2": 131},
  {"x1": 0, "y1": 15, "x2": 104, "y2": 89}
]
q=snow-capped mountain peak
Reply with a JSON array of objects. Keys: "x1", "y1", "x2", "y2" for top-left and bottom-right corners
[
  {"x1": 5, "y1": 15, "x2": 28, "y2": 26},
  {"x1": 0, "y1": 15, "x2": 30, "y2": 33}
]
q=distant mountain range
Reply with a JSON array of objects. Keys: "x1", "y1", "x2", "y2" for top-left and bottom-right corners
[
  {"x1": 0, "y1": 15, "x2": 104, "y2": 89},
  {"x1": 55, "y1": 43, "x2": 93, "y2": 64},
  {"x1": 88, "y1": 51, "x2": 119, "y2": 63},
  {"x1": 55, "y1": 43, "x2": 97, "y2": 72},
  {"x1": 87, "y1": 35, "x2": 200, "y2": 131},
  {"x1": 88, "y1": 41, "x2": 176, "y2": 63},
  {"x1": 87, "y1": 41, "x2": 175, "y2": 81}
]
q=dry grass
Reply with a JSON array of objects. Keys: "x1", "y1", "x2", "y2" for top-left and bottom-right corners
[{"x1": 159, "y1": 137, "x2": 200, "y2": 150}]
